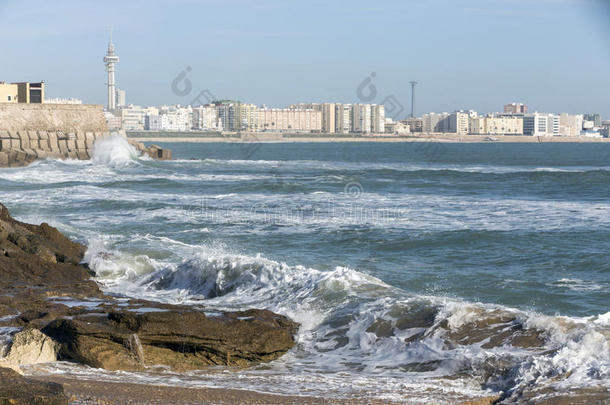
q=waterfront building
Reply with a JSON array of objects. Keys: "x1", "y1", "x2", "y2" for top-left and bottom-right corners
[
  {"x1": 116, "y1": 89, "x2": 126, "y2": 108},
  {"x1": 351, "y1": 104, "x2": 372, "y2": 133},
  {"x1": 144, "y1": 114, "x2": 163, "y2": 131},
  {"x1": 371, "y1": 105, "x2": 385, "y2": 133},
  {"x1": 257, "y1": 108, "x2": 321, "y2": 132},
  {"x1": 422, "y1": 112, "x2": 450, "y2": 133},
  {"x1": 469, "y1": 115, "x2": 523, "y2": 135},
  {"x1": 583, "y1": 113, "x2": 602, "y2": 128},
  {"x1": 385, "y1": 119, "x2": 410, "y2": 135},
  {"x1": 523, "y1": 113, "x2": 560, "y2": 136},
  {"x1": 104, "y1": 112, "x2": 122, "y2": 130},
  {"x1": 235, "y1": 103, "x2": 258, "y2": 131},
  {"x1": 558, "y1": 113, "x2": 584, "y2": 136},
  {"x1": 192, "y1": 105, "x2": 219, "y2": 131},
  {"x1": 403, "y1": 117, "x2": 423, "y2": 133},
  {"x1": 448, "y1": 110, "x2": 474, "y2": 134},
  {"x1": 0, "y1": 81, "x2": 44, "y2": 103},
  {"x1": 334, "y1": 104, "x2": 351, "y2": 134},
  {"x1": 504, "y1": 103, "x2": 528, "y2": 114},
  {"x1": 120, "y1": 105, "x2": 159, "y2": 131},
  {"x1": 215, "y1": 101, "x2": 238, "y2": 131},
  {"x1": 321, "y1": 103, "x2": 336, "y2": 134}
]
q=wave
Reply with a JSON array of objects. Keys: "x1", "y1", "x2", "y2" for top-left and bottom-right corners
[
  {"x1": 86, "y1": 241, "x2": 610, "y2": 401},
  {"x1": 91, "y1": 134, "x2": 142, "y2": 167}
]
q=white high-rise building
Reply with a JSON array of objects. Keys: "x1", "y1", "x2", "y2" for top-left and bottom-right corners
[
  {"x1": 335, "y1": 104, "x2": 351, "y2": 134},
  {"x1": 371, "y1": 105, "x2": 385, "y2": 133},
  {"x1": 115, "y1": 89, "x2": 126, "y2": 108},
  {"x1": 192, "y1": 105, "x2": 219, "y2": 131},
  {"x1": 422, "y1": 112, "x2": 450, "y2": 133},
  {"x1": 448, "y1": 110, "x2": 474, "y2": 134},
  {"x1": 523, "y1": 113, "x2": 560, "y2": 136},
  {"x1": 351, "y1": 104, "x2": 372, "y2": 133},
  {"x1": 103, "y1": 30, "x2": 119, "y2": 111},
  {"x1": 559, "y1": 113, "x2": 584, "y2": 136}
]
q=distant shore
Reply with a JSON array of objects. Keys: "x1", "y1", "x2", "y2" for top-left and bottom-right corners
[{"x1": 127, "y1": 131, "x2": 610, "y2": 143}]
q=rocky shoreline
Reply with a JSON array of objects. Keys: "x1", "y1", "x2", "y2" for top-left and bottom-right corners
[
  {"x1": 0, "y1": 203, "x2": 607, "y2": 404},
  {"x1": 0, "y1": 203, "x2": 298, "y2": 404}
]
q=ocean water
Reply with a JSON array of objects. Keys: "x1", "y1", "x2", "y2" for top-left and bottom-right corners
[{"x1": 2, "y1": 135, "x2": 609, "y2": 403}]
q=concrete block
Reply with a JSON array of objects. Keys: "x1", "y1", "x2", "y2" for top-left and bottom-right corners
[
  {"x1": 161, "y1": 149, "x2": 172, "y2": 160},
  {"x1": 0, "y1": 139, "x2": 11, "y2": 151},
  {"x1": 67, "y1": 150, "x2": 78, "y2": 159},
  {"x1": 58, "y1": 140, "x2": 68, "y2": 153},
  {"x1": 28, "y1": 140, "x2": 39, "y2": 149},
  {"x1": 0, "y1": 152, "x2": 8, "y2": 166},
  {"x1": 8, "y1": 131, "x2": 19, "y2": 139},
  {"x1": 0, "y1": 131, "x2": 9, "y2": 139},
  {"x1": 49, "y1": 139, "x2": 59, "y2": 152},
  {"x1": 76, "y1": 139, "x2": 86, "y2": 149},
  {"x1": 66, "y1": 139, "x2": 77, "y2": 150},
  {"x1": 10, "y1": 139, "x2": 20, "y2": 149},
  {"x1": 69, "y1": 132, "x2": 78, "y2": 140},
  {"x1": 28, "y1": 131, "x2": 38, "y2": 140},
  {"x1": 35, "y1": 150, "x2": 49, "y2": 159},
  {"x1": 7, "y1": 150, "x2": 18, "y2": 164},
  {"x1": 93, "y1": 132, "x2": 102, "y2": 139},
  {"x1": 76, "y1": 150, "x2": 89, "y2": 160},
  {"x1": 38, "y1": 138, "x2": 50, "y2": 150},
  {"x1": 37, "y1": 131, "x2": 48, "y2": 139}
]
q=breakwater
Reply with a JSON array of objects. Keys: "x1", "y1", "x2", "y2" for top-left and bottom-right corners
[{"x1": 0, "y1": 104, "x2": 171, "y2": 166}]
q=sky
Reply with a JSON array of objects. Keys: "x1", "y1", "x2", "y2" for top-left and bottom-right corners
[{"x1": 1, "y1": 0, "x2": 609, "y2": 119}]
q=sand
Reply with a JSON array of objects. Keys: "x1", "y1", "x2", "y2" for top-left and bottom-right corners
[{"x1": 127, "y1": 133, "x2": 610, "y2": 144}]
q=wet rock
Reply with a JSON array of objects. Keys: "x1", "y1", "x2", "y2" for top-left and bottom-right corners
[
  {"x1": 0, "y1": 329, "x2": 58, "y2": 373},
  {"x1": 0, "y1": 367, "x2": 68, "y2": 405},
  {"x1": 44, "y1": 307, "x2": 298, "y2": 372},
  {"x1": 0, "y1": 202, "x2": 298, "y2": 376}
]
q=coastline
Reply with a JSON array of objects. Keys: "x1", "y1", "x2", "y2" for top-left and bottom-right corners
[
  {"x1": 127, "y1": 132, "x2": 610, "y2": 143},
  {"x1": 31, "y1": 375, "x2": 395, "y2": 405}
]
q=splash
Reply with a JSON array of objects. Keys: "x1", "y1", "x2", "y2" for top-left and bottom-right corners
[{"x1": 91, "y1": 133, "x2": 140, "y2": 167}]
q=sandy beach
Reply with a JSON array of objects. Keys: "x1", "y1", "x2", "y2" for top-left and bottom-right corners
[{"x1": 127, "y1": 132, "x2": 610, "y2": 143}]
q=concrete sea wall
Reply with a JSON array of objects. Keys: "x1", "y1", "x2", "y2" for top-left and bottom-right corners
[
  {"x1": 0, "y1": 130, "x2": 106, "y2": 166},
  {"x1": 0, "y1": 104, "x2": 171, "y2": 166},
  {"x1": 0, "y1": 103, "x2": 108, "y2": 134}
]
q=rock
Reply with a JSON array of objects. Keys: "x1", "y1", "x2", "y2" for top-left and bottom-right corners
[
  {"x1": 127, "y1": 139, "x2": 172, "y2": 160},
  {"x1": 0, "y1": 202, "x2": 298, "y2": 376},
  {"x1": 0, "y1": 367, "x2": 68, "y2": 405},
  {"x1": 0, "y1": 204, "x2": 86, "y2": 266},
  {"x1": 0, "y1": 329, "x2": 58, "y2": 373},
  {"x1": 43, "y1": 307, "x2": 298, "y2": 372}
]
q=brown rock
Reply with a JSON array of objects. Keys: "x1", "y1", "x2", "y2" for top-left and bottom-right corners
[
  {"x1": 0, "y1": 367, "x2": 68, "y2": 405},
  {"x1": 44, "y1": 307, "x2": 298, "y2": 372}
]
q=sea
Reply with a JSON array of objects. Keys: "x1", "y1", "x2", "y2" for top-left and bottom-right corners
[{"x1": 1, "y1": 135, "x2": 609, "y2": 403}]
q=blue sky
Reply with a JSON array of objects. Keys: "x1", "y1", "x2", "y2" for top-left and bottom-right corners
[{"x1": 1, "y1": 0, "x2": 609, "y2": 118}]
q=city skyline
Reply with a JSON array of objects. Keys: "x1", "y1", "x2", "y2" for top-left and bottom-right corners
[{"x1": 1, "y1": 0, "x2": 610, "y2": 118}]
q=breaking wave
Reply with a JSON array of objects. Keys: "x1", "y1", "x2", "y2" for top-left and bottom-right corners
[
  {"x1": 91, "y1": 133, "x2": 141, "y2": 167},
  {"x1": 87, "y1": 242, "x2": 610, "y2": 402}
]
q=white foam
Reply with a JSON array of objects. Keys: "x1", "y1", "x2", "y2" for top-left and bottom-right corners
[{"x1": 91, "y1": 134, "x2": 141, "y2": 167}]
